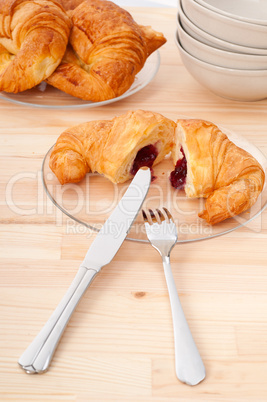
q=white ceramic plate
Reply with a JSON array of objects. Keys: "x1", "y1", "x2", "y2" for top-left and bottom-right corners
[
  {"x1": 195, "y1": 0, "x2": 267, "y2": 26},
  {"x1": 175, "y1": 32, "x2": 267, "y2": 102},
  {"x1": 177, "y1": 22, "x2": 267, "y2": 70},
  {"x1": 0, "y1": 51, "x2": 160, "y2": 109},
  {"x1": 181, "y1": 0, "x2": 267, "y2": 48},
  {"x1": 177, "y1": 3, "x2": 267, "y2": 55},
  {"x1": 42, "y1": 127, "x2": 267, "y2": 244}
]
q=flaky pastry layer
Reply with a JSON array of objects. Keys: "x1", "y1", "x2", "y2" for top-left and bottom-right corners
[
  {"x1": 0, "y1": 0, "x2": 71, "y2": 92},
  {"x1": 174, "y1": 119, "x2": 265, "y2": 224}
]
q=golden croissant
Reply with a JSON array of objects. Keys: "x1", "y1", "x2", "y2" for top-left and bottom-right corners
[
  {"x1": 46, "y1": 0, "x2": 166, "y2": 101},
  {"x1": 0, "y1": 0, "x2": 71, "y2": 93},
  {"x1": 49, "y1": 110, "x2": 176, "y2": 184},
  {"x1": 170, "y1": 119, "x2": 265, "y2": 224}
]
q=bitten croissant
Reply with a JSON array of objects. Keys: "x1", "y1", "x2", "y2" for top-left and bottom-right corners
[
  {"x1": 46, "y1": 0, "x2": 166, "y2": 101},
  {"x1": 49, "y1": 110, "x2": 176, "y2": 184},
  {"x1": 0, "y1": 0, "x2": 71, "y2": 93},
  {"x1": 170, "y1": 119, "x2": 265, "y2": 225}
]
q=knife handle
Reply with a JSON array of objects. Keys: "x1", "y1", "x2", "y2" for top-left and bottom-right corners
[{"x1": 18, "y1": 266, "x2": 97, "y2": 374}]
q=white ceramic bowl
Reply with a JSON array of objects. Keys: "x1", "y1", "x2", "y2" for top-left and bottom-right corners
[
  {"x1": 181, "y1": 0, "x2": 267, "y2": 48},
  {"x1": 195, "y1": 0, "x2": 267, "y2": 26},
  {"x1": 174, "y1": 31, "x2": 267, "y2": 101},
  {"x1": 178, "y1": 2, "x2": 267, "y2": 56},
  {"x1": 177, "y1": 16, "x2": 267, "y2": 70}
]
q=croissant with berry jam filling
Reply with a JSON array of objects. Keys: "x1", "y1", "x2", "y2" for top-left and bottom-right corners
[
  {"x1": 49, "y1": 109, "x2": 176, "y2": 185},
  {"x1": 170, "y1": 119, "x2": 265, "y2": 225}
]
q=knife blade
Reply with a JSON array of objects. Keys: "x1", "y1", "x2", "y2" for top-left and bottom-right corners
[{"x1": 18, "y1": 167, "x2": 151, "y2": 374}]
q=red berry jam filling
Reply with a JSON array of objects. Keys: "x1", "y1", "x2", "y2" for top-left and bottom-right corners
[
  {"x1": 170, "y1": 147, "x2": 187, "y2": 189},
  {"x1": 130, "y1": 144, "x2": 158, "y2": 176}
]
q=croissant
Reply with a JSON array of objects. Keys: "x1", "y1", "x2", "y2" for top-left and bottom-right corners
[
  {"x1": 49, "y1": 110, "x2": 176, "y2": 185},
  {"x1": 170, "y1": 119, "x2": 265, "y2": 225},
  {"x1": 46, "y1": 0, "x2": 166, "y2": 101},
  {"x1": 0, "y1": 0, "x2": 71, "y2": 93}
]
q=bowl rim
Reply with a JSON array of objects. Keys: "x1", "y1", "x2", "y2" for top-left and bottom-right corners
[
  {"x1": 177, "y1": 16, "x2": 267, "y2": 61},
  {"x1": 175, "y1": 29, "x2": 267, "y2": 76},
  {"x1": 195, "y1": 0, "x2": 267, "y2": 26},
  {"x1": 177, "y1": 4, "x2": 267, "y2": 56},
  {"x1": 182, "y1": 0, "x2": 267, "y2": 32}
]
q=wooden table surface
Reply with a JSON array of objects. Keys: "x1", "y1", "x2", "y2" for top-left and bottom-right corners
[{"x1": 1, "y1": 7, "x2": 267, "y2": 401}]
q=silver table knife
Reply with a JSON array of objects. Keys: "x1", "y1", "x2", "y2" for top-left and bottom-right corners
[{"x1": 18, "y1": 167, "x2": 151, "y2": 374}]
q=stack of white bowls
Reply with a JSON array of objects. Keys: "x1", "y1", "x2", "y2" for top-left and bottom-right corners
[{"x1": 175, "y1": 0, "x2": 267, "y2": 101}]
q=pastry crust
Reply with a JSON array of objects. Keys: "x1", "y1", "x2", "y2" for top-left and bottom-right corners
[
  {"x1": 173, "y1": 119, "x2": 265, "y2": 224},
  {"x1": 0, "y1": 0, "x2": 71, "y2": 93},
  {"x1": 61, "y1": 0, "x2": 85, "y2": 11},
  {"x1": 46, "y1": 0, "x2": 166, "y2": 101},
  {"x1": 49, "y1": 110, "x2": 176, "y2": 184}
]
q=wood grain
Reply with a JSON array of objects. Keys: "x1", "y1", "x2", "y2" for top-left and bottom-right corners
[{"x1": 1, "y1": 6, "x2": 267, "y2": 401}]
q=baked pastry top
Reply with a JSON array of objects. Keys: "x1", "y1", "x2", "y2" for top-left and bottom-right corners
[
  {"x1": 61, "y1": 0, "x2": 85, "y2": 11},
  {"x1": 0, "y1": 0, "x2": 71, "y2": 92},
  {"x1": 49, "y1": 110, "x2": 176, "y2": 184},
  {"x1": 46, "y1": 0, "x2": 166, "y2": 101},
  {"x1": 171, "y1": 119, "x2": 265, "y2": 224}
]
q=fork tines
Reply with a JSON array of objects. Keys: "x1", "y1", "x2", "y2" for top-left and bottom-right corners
[{"x1": 142, "y1": 207, "x2": 173, "y2": 225}]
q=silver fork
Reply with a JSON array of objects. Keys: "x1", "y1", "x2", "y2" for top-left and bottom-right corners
[{"x1": 142, "y1": 208, "x2": 205, "y2": 386}]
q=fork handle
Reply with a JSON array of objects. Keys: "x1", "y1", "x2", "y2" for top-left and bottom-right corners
[
  {"x1": 18, "y1": 266, "x2": 98, "y2": 374},
  {"x1": 162, "y1": 256, "x2": 205, "y2": 386}
]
